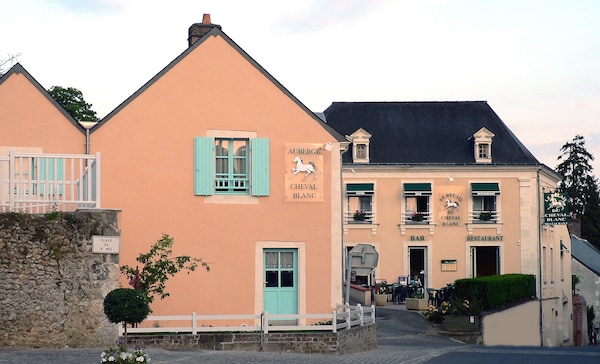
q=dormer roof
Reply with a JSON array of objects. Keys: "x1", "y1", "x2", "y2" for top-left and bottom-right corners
[{"x1": 323, "y1": 101, "x2": 539, "y2": 165}]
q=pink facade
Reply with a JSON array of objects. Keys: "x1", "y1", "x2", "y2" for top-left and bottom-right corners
[{"x1": 89, "y1": 20, "x2": 345, "y2": 316}]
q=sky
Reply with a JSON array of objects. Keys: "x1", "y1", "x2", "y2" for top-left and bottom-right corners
[{"x1": 1, "y1": 0, "x2": 599, "y2": 174}]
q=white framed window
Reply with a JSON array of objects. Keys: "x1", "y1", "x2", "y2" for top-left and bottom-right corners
[
  {"x1": 350, "y1": 128, "x2": 371, "y2": 163},
  {"x1": 346, "y1": 183, "x2": 374, "y2": 223},
  {"x1": 472, "y1": 127, "x2": 494, "y2": 163},
  {"x1": 471, "y1": 183, "x2": 499, "y2": 223},
  {"x1": 404, "y1": 183, "x2": 431, "y2": 223},
  {"x1": 194, "y1": 133, "x2": 269, "y2": 197}
]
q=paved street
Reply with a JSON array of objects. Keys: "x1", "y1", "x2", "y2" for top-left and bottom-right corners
[{"x1": 1, "y1": 306, "x2": 599, "y2": 363}]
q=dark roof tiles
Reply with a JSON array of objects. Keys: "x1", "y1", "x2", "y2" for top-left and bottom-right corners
[{"x1": 323, "y1": 101, "x2": 539, "y2": 165}]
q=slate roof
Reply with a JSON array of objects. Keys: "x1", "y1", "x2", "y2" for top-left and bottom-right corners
[
  {"x1": 571, "y1": 234, "x2": 600, "y2": 276},
  {"x1": 323, "y1": 101, "x2": 540, "y2": 165}
]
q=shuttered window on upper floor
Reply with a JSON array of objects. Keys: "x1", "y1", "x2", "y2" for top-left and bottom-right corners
[{"x1": 194, "y1": 136, "x2": 269, "y2": 197}]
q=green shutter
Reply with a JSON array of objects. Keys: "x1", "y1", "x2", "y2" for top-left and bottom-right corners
[
  {"x1": 194, "y1": 137, "x2": 214, "y2": 196},
  {"x1": 39, "y1": 157, "x2": 64, "y2": 195},
  {"x1": 251, "y1": 138, "x2": 270, "y2": 196}
]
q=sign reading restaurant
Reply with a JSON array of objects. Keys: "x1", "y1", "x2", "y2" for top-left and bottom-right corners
[{"x1": 285, "y1": 143, "x2": 324, "y2": 202}]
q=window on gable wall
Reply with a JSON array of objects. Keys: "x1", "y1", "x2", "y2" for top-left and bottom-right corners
[{"x1": 194, "y1": 136, "x2": 270, "y2": 196}]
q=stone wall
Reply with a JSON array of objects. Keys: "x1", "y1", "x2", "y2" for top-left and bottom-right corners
[
  {"x1": 0, "y1": 210, "x2": 120, "y2": 348},
  {"x1": 127, "y1": 323, "x2": 378, "y2": 354}
]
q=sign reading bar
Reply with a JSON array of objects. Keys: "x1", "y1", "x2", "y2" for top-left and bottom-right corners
[
  {"x1": 92, "y1": 235, "x2": 120, "y2": 253},
  {"x1": 544, "y1": 192, "x2": 569, "y2": 225}
]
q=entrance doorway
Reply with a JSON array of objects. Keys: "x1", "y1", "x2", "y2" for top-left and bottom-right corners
[
  {"x1": 408, "y1": 247, "x2": 427, "y2": 289},
  {"x1": 470, "y1": 246, "x2": 500, "y2": 277},
  {"x1": 264, "y1": 249, "x2": 298, "y2": 316}
]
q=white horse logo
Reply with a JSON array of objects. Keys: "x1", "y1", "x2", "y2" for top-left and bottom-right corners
[
  {"x1": 445, "y1": 199, "x2": 459, "y2": 209},
  {"x1": 546, "y1": 192, "x2": 567, "y2": 211},
  {"x1": 290, "y1": 156, "x2": 318, "y2": 180}
]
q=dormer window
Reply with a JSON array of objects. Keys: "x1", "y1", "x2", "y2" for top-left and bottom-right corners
[
  {"x1": 472, "y1": 127, "x2": 495, "y2": 164},
  {"x1": 349, "y1": 128, "x2": 371, "y2": 164}
]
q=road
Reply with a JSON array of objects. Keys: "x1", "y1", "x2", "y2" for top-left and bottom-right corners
[{"x1": 1, "y1": 306, "x2": 599, "y2": 363}]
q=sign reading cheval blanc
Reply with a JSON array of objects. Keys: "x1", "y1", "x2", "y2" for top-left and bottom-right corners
[
  {"x1": 92, "y1": 235, "x2": 120, "y2": 253},
  {"x1": 544, "y1": 192, "x2": 569, "y2": 225},
  {"x1": 285, "y1": 143, "x2": 323, "y2": 201}
]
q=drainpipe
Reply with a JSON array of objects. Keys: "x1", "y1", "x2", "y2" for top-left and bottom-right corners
[
  {"x1": 537, "y1": 167, "x2": 544, "y2": 346},
  {"x1": 86, "y1": 127, "x2": 90, "y2": 154}
]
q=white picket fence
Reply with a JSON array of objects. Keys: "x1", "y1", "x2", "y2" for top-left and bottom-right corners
[
  {"x1": 0, "y1": 151, "x2": 100, "y2": 213},
  {"x1": 119, "y1": 304, "x2": 376, "y2": 335}
]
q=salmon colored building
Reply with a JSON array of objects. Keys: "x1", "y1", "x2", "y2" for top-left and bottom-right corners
[
  {"x1": 88, "y1": 16, "x2": 347, "y2": 318},
  {"x1": 0, "y1": 64, "x2": 87, "y2": 155}
]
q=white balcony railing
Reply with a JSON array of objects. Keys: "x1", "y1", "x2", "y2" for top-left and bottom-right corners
[
  {"x1": 0, "y1": 151, "x2": 100, "y2": 213},
  {"x1": 402, "y1": 211, "x2": 431, "y2": 224},
  {"x1": 345, "y1": 210, "x2": 375, "y2": 224},
  {"x1": 470, "y1": 210, "x2": 499, "y2": 223}
]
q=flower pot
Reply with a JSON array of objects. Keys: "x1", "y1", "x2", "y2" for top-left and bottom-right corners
[
  {"x1": 374, "y1": 294, "x2": 387, "y2": 306},
  {"x1": 405, "y1": 297, "x2": 428, "y2": 311}
]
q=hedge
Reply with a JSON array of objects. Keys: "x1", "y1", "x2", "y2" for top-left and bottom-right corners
[{"x1": 454, "y1": 274, "x2": 535, "y2": 311}]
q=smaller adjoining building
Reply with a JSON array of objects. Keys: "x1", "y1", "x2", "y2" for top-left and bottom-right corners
[{"x1": 571, "y1": 233, "x2": 600, "y2": 340}]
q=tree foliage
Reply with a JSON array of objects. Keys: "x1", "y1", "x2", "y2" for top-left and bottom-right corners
[
  {"x1": 0, "y1": 52, "x2": 19, "y2": 76},
  {"x1": 556, "y1": 135, "x2": 596, "y2": 216},
  {"x1": 556, "y1": 135, "x2": 600, "y2": 248},
  {"x1": 103, "y1": 288, "x2": 150, "y2": 352},
  {"x1": 103, "y1": 288, "x2": 150, "y2": 325},
  {"x1": 47, "y1": 86, "x2": 98, "y2": 122},
  {"x1": 120, "y1": 233, "x2": 210, "y2": 303}
]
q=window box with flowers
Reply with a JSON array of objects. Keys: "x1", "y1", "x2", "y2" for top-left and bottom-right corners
[
  {"x1": 478, "y1": 212, "x2": 493, "y2": 222},
  {"x1": 411, "y1": 212, "x2": 425, "y2": 222},
  {"x1": 353, "y1": 210, "x2": 367, "y2": 222}
]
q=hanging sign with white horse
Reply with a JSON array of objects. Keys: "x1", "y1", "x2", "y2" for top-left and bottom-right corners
[{"x1": 285, "y1": 143, "x2": 324, "y2": 201}]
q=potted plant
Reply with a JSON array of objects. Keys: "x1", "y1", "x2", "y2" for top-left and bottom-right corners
[
  {"x1": 374, "y1": 281, "x2": 388, "y2": 306},
  {"x1": 411, "y1": 212, "x2": 425, "y2": 222},
  {"x1": 478, "y1": 212, "x2": 493, "y2": 221},
  {"x1": 405, "y1": 291, "x2": 428, "y2": 311},
  {"x1": 443, "y1": 298, "x2": 482, "y2": 332},
  {"x1": 353, "y1": 210, "x2": 367, "y2": 221}
]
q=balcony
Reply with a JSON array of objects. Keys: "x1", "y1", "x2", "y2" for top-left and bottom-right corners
[
  {"x1": 346, "y1": 210, "x2": 375, "y2": 224},
  {"x1": 471, "y1": 210, "x2": 499, "y2": 224},
  {"x1": 403, "y1": 211, "x2": 431, "y2": 224},
  {"x1": 0, "y1": 151, "x2": 100, "y2": 213}
]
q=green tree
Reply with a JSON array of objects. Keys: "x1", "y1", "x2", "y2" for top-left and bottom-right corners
[
  {"x1": 120, "y1": 233, "x2": 210, "y2": 304},
  {"x1": 556, "y1": 135, "x2": 600, "y2": 248},
  {"x1": 47, "y1": 86, "x2": 98, "y2": 122},
  {"x1": 103, "y1": 288, "x2": 150, "y2": 351}
]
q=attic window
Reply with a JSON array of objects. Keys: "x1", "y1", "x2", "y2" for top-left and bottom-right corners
[
  {"x1": 349, "y1": 128, "x2": 372, "y2": 164},
  {"x1": 478, "y1": 144, "x2": 490, "y2": 159},
  {"x1": 472, "y1": 127, "x2": 495, "y2": 164}
]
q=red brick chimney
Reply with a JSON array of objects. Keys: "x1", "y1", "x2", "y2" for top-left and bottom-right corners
[{"x1": 188, "y1": 14, "x2": 222, "y2": 47}]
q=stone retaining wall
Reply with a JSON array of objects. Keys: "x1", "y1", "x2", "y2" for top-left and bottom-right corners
[
  {"x1": 0, "y1": 210, "x2": 120, "y2": 348},
  {"x1": 127, "y1": 323, "x2": 377, "y2": 354}
]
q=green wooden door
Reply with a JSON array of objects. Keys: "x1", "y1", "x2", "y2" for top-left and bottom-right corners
[{"x1": 264, "y1": 249, "x2": 298, "y2": 315}]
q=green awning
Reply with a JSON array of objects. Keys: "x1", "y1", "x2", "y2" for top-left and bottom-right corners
[
  {"x1": 471, "y1": 183, "x2": 499, "y2": 195},
  {"x1": 346, "y1": 183, "x2": 374, "y2": 195},
  {"x1": 404, "y1": 183, "x2": 431, "y2": 196},
  {"x1": 404, "y1": 183, "x2": 431, "y2": 192}
]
